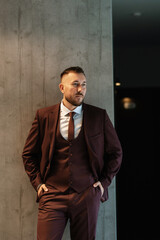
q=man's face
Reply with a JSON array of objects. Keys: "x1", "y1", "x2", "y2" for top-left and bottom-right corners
[{"x1": 59, "y1": 72, "x2": 87, "y2": 109}]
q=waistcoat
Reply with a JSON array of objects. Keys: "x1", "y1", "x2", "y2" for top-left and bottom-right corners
[{"x1": 46, "y1": 114, "x2": 94, "y2": 192}]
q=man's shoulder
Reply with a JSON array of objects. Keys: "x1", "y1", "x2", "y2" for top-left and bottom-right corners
[
  {"x1": 83, "y1": 103, "x2": 106, "y2": 113},
  {"x1": 37, "y1": 103, "x2": 60, "y2": 116}
]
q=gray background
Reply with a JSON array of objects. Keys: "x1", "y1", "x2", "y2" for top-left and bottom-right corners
[{"x1": 0, "y1": 0, "x2": 116, "y2": 239}]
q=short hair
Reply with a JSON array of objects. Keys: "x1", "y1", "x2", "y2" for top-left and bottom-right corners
[{"x1": 60, "y1": 66, "x2": 85, "y2": 81}]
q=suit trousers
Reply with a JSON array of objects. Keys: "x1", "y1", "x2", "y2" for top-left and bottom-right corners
[{"x1": 37, "y1": 185, "x2": 101, "y2": 240}]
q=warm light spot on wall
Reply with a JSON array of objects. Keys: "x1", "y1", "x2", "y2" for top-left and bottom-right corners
[
  {"x1": 115, "y1": 82, "x2": 121, "y2": 87},
  {"x1": 122, "y1": 97, "x2": 136, "y2": 109}
]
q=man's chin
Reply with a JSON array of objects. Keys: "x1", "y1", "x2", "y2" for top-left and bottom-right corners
[
  {"x1": 67, "y1": 98, "x2": 84, "y2": 107},
  {"x1": 72, "y1": 100, "x2": 83, "y2": 106}
]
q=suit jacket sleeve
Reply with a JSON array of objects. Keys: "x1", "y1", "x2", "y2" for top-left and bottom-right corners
[
  {"x1": 100, "y1": 110, "x2": 122, "y2": 200},
  {"x1": 22, "y1": 110, "x2": 43, "y2": 191}
]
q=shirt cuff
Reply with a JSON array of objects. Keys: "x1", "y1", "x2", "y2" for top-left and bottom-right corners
[{"x1": 37, "y1": 183, "x2": 43, "y2": 192}]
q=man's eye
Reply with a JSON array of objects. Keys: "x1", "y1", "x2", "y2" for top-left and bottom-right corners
[
  {"x1": 71, "y1": 82, "x2": 86, "y2": 88},
  {"x1": 72, "y1": 83, "x2": 79, "y2": 87}
]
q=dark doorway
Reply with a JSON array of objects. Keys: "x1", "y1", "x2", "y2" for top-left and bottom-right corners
[{"x1": 115, "y1": 87, "x2": 160, "y2": 240}]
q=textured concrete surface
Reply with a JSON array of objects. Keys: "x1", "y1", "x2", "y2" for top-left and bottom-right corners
[{"x1": 0, "y1": 0, "x2": 116, "y2": 239}]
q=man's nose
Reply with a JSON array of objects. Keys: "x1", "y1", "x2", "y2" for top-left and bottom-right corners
[{"x1": 77, "y1": 85, "x2": 82, "y2": 92}]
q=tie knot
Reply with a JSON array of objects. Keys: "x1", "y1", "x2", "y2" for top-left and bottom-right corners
[{"x1": 69, "y1": 112, "x2": 75, "y2": 118}]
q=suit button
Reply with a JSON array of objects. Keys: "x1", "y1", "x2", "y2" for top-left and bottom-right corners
[{"x1": 70, "y1": 153, "x2": 72, "y2": 156}]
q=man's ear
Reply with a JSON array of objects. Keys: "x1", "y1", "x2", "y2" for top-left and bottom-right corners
[{"x1": 59, "y1": 83, "x2": 64, "y2": 94}]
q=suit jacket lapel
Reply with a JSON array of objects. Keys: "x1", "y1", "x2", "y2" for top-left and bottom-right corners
[
  {"x1": 48, "y1": 103, "x2": 60, "y2": 162},
  {"x1": 83, "y1": 103, "x2": 100, "y2": 179},
  {"x1": 83, "y1": 104, "x2": 95, "y2": 159},
  {"x1": 83, "y1": 103, "x2": 90, "y2": 140}
]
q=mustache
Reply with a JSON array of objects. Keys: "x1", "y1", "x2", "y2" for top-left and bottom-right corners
[{"x1": 75, "y1": 93, "x2": 83, "y2": 96}]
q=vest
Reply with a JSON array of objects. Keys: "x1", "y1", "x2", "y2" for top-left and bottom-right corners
[{"x1": 46, "y1": 114, "x2": 95, "y2": 192}]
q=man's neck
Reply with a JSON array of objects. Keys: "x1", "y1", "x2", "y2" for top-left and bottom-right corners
[{"x1": 62, "y1": 99, "x2": 77, "y2": 111}]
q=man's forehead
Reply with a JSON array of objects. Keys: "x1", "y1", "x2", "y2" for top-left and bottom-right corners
[{"x1": 62, "y1": 72, "x2": 86, "y2": 82}]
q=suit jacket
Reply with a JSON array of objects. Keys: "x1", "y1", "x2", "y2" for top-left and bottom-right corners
[{"x1": 22, "y1": 103, "x2": 122, "y2": 202}]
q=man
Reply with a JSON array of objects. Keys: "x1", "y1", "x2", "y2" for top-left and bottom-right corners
[{"x1": 22, "y1": 66, "x2": 122, "y2": 240}]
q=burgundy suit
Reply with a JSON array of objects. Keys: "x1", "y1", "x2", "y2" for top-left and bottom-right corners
[{"x1": 22, "y1": 103, "x2": 122, "y2": 239}]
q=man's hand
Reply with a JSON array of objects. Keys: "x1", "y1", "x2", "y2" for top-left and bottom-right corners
[
  {"x1": 37, "y1": 184, "x2": 48, "y2": 197},
  {"x1": 93, "y1": 181, "x2": 104, "y2": 197}
]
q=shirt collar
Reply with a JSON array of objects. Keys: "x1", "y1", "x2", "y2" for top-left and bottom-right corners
[{"x1": 60, "y1": 101, "x2": 82, "y2": 116}]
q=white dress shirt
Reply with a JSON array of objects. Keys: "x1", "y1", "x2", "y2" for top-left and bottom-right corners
[{"x1": 60, "y1": 101, "x2": 83, "y2": 140}]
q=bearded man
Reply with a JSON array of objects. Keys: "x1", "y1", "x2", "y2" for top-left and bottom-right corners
[{"x1": 22, "y1": 66, "x2": 122, "y2": 240}]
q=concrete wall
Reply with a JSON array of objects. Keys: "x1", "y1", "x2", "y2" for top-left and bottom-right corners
[{"x1": 0, "y1": 0, "x2": 116, "y2": 239}]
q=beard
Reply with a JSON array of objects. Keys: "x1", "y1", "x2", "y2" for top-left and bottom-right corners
[{"x1": 65, "y1": 94, "x2": 84, "y2": 106}]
